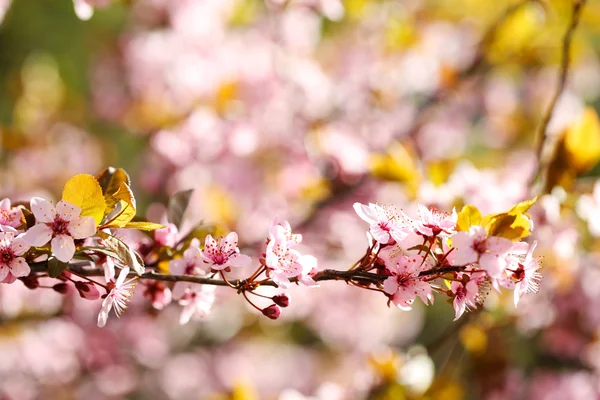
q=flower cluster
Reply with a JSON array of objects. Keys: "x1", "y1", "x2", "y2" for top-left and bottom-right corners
[{"x1": 353, "y1": 200, "x2": 541, "y2": 320}]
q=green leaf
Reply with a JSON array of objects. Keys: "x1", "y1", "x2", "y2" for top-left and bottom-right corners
[
  {"x1": 48, "y1": 257, "x2": 68, "y2": 278},
  {"x1": 122, "y1": 221, "x2": 166, "y2": 231},
  {"x1": 167, "y1": 189, "x2": 194, "y2": 230},
  {"x1": 62, "y1": 174, "x2": 106, "y2": 225},
  {"x1": 97, "y1": 231, "x2": 145, "y2": 275}
]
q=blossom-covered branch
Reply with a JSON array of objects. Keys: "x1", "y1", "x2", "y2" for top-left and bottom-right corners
[{"x1": 3, "y1": 167, "x2": 542, "y2": 327}]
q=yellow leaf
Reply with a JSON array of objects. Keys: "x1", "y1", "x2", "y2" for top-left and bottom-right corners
[
  {"x1": 62, "y1": 174, "x2": 106, "y2": 225},
  {"x1": 103, "y1": 184, "x2": 137, "y2": 228},
  {"x1": 456, "y1": 205, "x2": 482, "y2": 231},
  {"x1": 508, "y1": 197, "x2": 537, "y2": 215},
  {"x1": 369, "y1": 141, "x2": 420, "y2": 196},
  {"x1": 122, "y1": 221, "x2": 165, "y2": 231},
  {"x1": 564, "y1": 107, "x2": 600, "y2": 173},
  {"x1": 484, "y1": 212, "x2": 532, "y2": 241}
]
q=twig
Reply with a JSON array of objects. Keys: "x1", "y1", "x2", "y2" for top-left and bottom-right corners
[{"x1": 531, "y1": 0, "x2": 587, "y2": 187}]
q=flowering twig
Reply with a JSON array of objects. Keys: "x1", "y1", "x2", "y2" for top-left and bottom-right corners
[{"x1": 531, "y1": 0, "x2": 588, "y2": 187}]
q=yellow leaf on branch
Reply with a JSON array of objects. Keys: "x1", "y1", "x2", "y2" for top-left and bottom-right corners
[{"x1": 62, "y1": 174, "x2": 106, "y2": 226}]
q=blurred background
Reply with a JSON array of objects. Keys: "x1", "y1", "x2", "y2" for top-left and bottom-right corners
[{"x1": 1, "y1": 0, "x2": 600, "y2": 398}]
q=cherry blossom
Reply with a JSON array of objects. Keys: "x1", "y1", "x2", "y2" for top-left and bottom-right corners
[
  {"x1": 451, "y1": 225, "x2": 513, "y2": 278},
  {"x1": 0, "y1": 198, "x2": 23, "y2": 232},
  {"x1": 265, "y1": 224, "x2": 318, "y2": 289},
  {"x1": 0, "y1": 232, "x2": 30, "y2": 282},
  {"x1": 201, "y1": 232, "x2": 252, "y2": 271},
  {"x1": 97, "y1": 267, "x2": 138, "y2": 327},
  {"x1": 382, "y1": 251, "x2": 434, "y2": 311},
  {"x1": 169, "y1": 239, "x2": 207, "y2": 299},
  {"x1": 353, "y1": 202, "x2": 412, "y2": 245},
  {"x1": 23, "y1": 197, "x2": 96, "y2": 263},
  {"x1": 178, "y1": 285, "x2": 216, "y2": 325},
  {"x1": 451, "y1": 272, "x2": 486, "y2": 320},
  {"x1": 154, "y1": 223, "x2": 179, "y2": 248},
  {"x1": 414, "y1": 204, "x2": 457, "y2": 238},
  {"x1": 506, "y1": 241, "x2": 542, "y2": 306}
]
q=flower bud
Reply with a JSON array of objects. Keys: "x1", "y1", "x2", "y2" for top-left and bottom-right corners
[
  {"x1": 154, "y1": 223, "x2": 178, "y2": 248},
  {"x1": 21, "y1": 275, "x2": 39, "y2": 289},
  {"x1": 75, "y1": 281, "x2": 100, "y2": 300},
  {"x1": 272, "y1": 293, "x2": 290, "y2": 308},
  {"x1": 262, "y1": 304, "x2": 281, "y2": 320},
  {"x1": 52, "y1": 283, "x2": 69, "y2": 294}
]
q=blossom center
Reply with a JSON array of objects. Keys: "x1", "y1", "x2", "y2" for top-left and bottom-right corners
[
  {"x1": 52, "y1": 217, "x2": 70, "y2": 236},
  {"x1": 0, "y1": 247, "x2": 14, "y2": 265}
]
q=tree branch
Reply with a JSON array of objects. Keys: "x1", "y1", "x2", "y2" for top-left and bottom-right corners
[
  {"x1": 531, "y1": 0, "x2": 587, "y2": 186},
  {"x1": 29, "y1": 262, "x2": 468, "y2": 289}
]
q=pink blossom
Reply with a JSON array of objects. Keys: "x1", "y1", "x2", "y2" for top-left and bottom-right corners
[
  {"x1": 414, "y1": 204, "x2": 457, "y2": 238},
  {"x1": 265, "y1": 224, "x2": 318, "y2": 289},
  {"x1": 143, "y1": 281, "x2": 173, "y2": 310},
  {"x1": 262, "y1": 304, "x2": 282, "y2": 320},
  {"x1": 0, "y1": 232, "x2": 30, "y2": 282},
  {"x1": 382, "y1": 252, "x2": 434, "y2": 310},
  {"x1": 0, "y1": 198, "x2": 23, "y2": 232},
  {"x1": 154, "y1": 223, "x2": 179, "y2": 248},
  {"x1": 271, "y1": 218, "x2": 302, "y2": 247},
  {"x1": 451, "y1": 226, "x2": 513, "y2": 278},
  {"x1": 201, "y1": 232, "x2": 252, "y2": 271},
  {"x1": 353, "y1": 202, "x2": 412, "y2": 245},
  {"x1": 506, "y1": 241, "x2": 542, "y2": 306},
  {"x1": 23, "y1": 197, "x2": 96, "y2": 263},
  {"x1": 169, "y1": 239, "x2": 207, "y2": 299},
  {"x1": 451, "y1": 272, "x2": 486, "y2": 320},
  {"x1": 97, "y1": 267, "x2": 138, "y2": 327},
  {"x1": 178, "y1": 285, "x2": 216, "y2": 325}
]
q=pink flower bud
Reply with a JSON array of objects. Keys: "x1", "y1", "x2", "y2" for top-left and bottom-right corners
[
  {"x1": 154, "y1": 223, "x2": 178, "y2": 248},
  {"x1": 262, "y1": 304, "x2": 281, "y2": 320},
  {"x1": 272, "y1": 293, "x2": 290, "y2": 308},
  {"x1": 21, "y1": 275, "x2": 39, "y2": 289},
  {"x1": 75, "y1": 281, "x2": 100, "y2": 300},
  {"x1": 52, "y1": 283, "x2": 69, "y2": 294},
  {"x1": 143, "y1": 281, "x2": 172, "y2": 310}
]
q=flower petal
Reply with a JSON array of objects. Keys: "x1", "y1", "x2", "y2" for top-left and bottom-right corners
[
  {"x1": 383, "y1": 276, "x2": 398, "y2": 295},
  {"x1": 68, "y1": 216, "x2": 96, "y2": 239},
  {"x1": 9, "y1": 257, "x2": 30, "y2": 278},
  {"x1": 10, "y1": 237, "x2": 30, "y2": 256},
  {"x1": 227, "y1": 253, "x2": 252, "y2": 268},
  {"x1": 97, "y1": 296, "x2": 114, "y2": 327},
  {"x1": 56, "y1": 200, "x2": 82, "y2": 222},
  {"x1": 31, "y1": 197, "x2": 56, "y2": 223},
  {"x1": 51, "y1": 234, "x2": 76, "y2": 263},
  {"x1": 23, "y1": 224, "x2": 53, "y2": 247},
  {"x1": 0, "y1": 265, "x2": 8, "y2": 282},
  {"x1": 116, "y1": 267, "x2": 130, "y2": 286}
]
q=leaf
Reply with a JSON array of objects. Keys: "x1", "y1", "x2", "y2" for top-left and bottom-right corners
[
  {"x1": 564, "y1": 107, "x2": 600, "y2": 174},
  {"x1": 103, "y1": 184, "x2": 137, "y2": 228},
  {"x1": 96, "y1": 167, "x2": 131, "y2": 195},
  {"x1": 484, "y1": 213, "x2": 532, "y2": 241},
  {"x1": 48, "y1": 257, "x2": 68, "y2": 278},
  {"x1": 167, "y1": 189, "x2": 194, "y2": 230},
  {"x1": 508, "y1": 197, "x2": 537, "y2": 215},
  {"x1": 369, "y1": 141, "x2": 420, "y2": 196},
  {"x1": 97, "y1": 231, "x2": 145, "y2": 275},
  {"x1": 122, "y1": 221, "x2": 165, "y2": 231},
  {"x1": 456, "y1": 205, "x2": 482, "y2": 231},
  {"x1": 62, "y1": 174, "x2": 106, "y2": 225}
]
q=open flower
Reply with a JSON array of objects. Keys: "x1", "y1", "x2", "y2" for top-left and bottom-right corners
[
  {"x1": 506, "y1": 241, "x2": 542, "y2": 306},
  {"x1": 201, "y1": 232, "x2": 252, "y2": 271},
  {"x1": 451, "y1": 226, "x2": 513, "y2": 278},
  {"x1": 265, "y1": 224, "x2": 318, "y2": 288},
  {"x1": 23, "y1": 197, "x2": 96, "y2": 263},
  {"x1": 354, "y1": 202, "x2": 412, "y2": 245},
  {"x1": 178, "y1": 285, "x2": 216, "y2": 325},
  {"x1": 0, "y1": 232, "x2": 30, "y2": 282},
  {"x1": 97, "y1": 267, "x2": 138, "y2": 327},
  {"x1": 169, "y1": 239, "x2": 207, "y2": 299},
  {"x1": 0, "y1": 198, "x2": 23, "y2": 232},
  {"x1": 451, "y1": 272, "x2": 486, "y2": 320},
  {"x1": 382, "y1": 252, "x2": 434, "y2": 310},
  {"x1": 414, "y1": 204, "x2": 457, "y2": 238}
]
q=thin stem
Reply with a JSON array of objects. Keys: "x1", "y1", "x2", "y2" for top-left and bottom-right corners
[{"x1": 530, "y1": 0, "x2": 587, "y2": 188}]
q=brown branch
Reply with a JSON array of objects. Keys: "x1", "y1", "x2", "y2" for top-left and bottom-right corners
[
  {"x1": 29, "y1": 262, "x2": 468, "y2": 289},
  {"x1": 531, "y1": 0, "x2": 587, "y2": 186}
]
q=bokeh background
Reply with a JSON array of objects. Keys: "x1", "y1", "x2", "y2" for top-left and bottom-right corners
[{"x1": 1, "y1": 0, "x2": 600, "y2": 399}]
